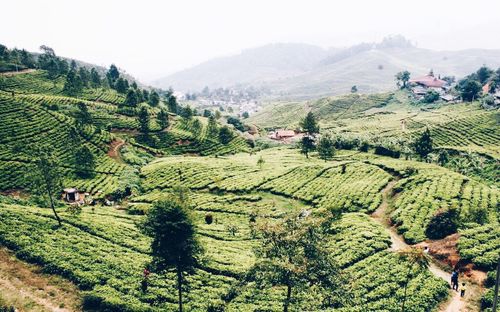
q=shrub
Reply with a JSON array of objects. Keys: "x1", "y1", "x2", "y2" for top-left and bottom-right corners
[
  {"x1": 422, "y1": 90, "x2": 440, "y2": 103},
  {"x1": 425, "y1": 208, "x2": 459, "y2": 239},
  {"x1": 374, "y1": 145, "x2": 400, "y2": 158},
  {"x1": 205, "y1": 213, "x2": 213, "y2": 225},
  {"x1": 359, "y1": 141, "x2": 369, "y2": 152}
]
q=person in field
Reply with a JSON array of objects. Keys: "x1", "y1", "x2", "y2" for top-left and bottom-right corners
[
  {"x1": 141, "y1": 268, "x2": 151, "y2": 292},
  {"x1": 459, "y1": 282, "x2": 467, "y2": 297},
  {"x1": 451, "y1": 269, "x2": 459, "y2": 291}
]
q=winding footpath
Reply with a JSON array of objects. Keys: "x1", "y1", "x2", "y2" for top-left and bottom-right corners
[{"x1": 371, "y1": 178, "x2": 467, "y2": 312}]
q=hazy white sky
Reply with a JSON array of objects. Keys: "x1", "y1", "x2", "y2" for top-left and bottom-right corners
[{"x1": 2, "y1": 0, "x2": 499, "y2": 82}]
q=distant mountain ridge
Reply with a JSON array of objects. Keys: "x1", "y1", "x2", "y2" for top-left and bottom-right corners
[
  {"x1": 153, "y1": 43, "x2": 329, "y2": 92},
  {"x1": 153, "y1": 36, "x2": 500, "y2": 99}
]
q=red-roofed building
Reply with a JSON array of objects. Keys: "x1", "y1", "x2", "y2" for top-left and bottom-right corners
[
  {"x1": 409, "y1": 74, "x2": 447, "y2": 88},
  {"x1": 268, "y1": 129, "x2": 298, "y2": 141},
  {"x1": 275, "y1": 130, "x2": 295, "y2": 139}
]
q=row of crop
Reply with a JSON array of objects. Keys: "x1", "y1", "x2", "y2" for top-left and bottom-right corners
[
  {"x1": 80, "y1": 88, "x2": 125, "y2": 105},
  {"x1": 259, "y1": 165, "x2": 327, "y2": 196},
  {"x1": 458, "y1": 224, "x2": 500, "y2": 271},
  {"x1": 0, "y1": 204, "x2": 236, "y2": 311},
  {"x1": 430, "y1": 112, "x2": 499, "y2": 150},
  {"x1": 0, "y1": 71, "x2": 64, "y2": 95},
  {"x1": 0, "y1": 94, "x2": 126, "y2": 194},
  {"x1": 141, "y1": 158, "x2": 249, "y2": 191},
  {"x1": 390, "y1": 173, "x2": 462, "y2": 243},
  {"x1": 334, "y1": 251, "x2": 449, "y2": 311},
  {"x1": 294, "y1": 162, "x2": 391, "y2": 213},
  {"x1": 390, "y1": 169, "x2": 498, "y2": 243}
]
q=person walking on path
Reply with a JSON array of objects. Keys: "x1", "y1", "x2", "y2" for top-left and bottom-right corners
[
  {"x1": 451, "y1": 269, "x2": 459, "y2": 291},
  {"x1": 459, "y1": 282, "x2": 467, "y2": 297}
]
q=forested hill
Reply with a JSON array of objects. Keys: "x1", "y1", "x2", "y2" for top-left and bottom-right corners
[
  {"x1": 154, "y1": 36, "x2": 500, "y2": 98},
  {"x1": 0, "y1": 44, "x2": 251, "y2": 201}
]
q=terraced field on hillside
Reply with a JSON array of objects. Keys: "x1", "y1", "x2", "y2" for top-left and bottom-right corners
[{"x1": 1, "y1": 145, "x2": 498, "y2": 311}]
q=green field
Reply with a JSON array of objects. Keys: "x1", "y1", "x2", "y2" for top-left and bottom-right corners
[
  {"x1": 251, "y1": 91, "x2": 500, "y2": 159},
  {"x1": 0, "y1": 69, "x2": 499, "y2": 312}
]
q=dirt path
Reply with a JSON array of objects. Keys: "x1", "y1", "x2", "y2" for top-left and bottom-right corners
[
  {"x1": 0, "y1": 69, "x2": 36, "y2": 76},
  {"x1": 371, "y1": 177, "x2": 467, "y2": 312},
  {"x1": 108, "y1": 139, "x2": 125, "y2": 161},
  {"x1": 0, "y1": 248, "x2": 81, "y2": 312}
]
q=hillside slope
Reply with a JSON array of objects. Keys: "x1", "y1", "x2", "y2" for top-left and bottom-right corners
[
  {"x1": 154, "y1": 40, "x2": 500, "y2": 98},
  {"x1": 153, "y1": 43, "x2": 329, "y2": 91}
]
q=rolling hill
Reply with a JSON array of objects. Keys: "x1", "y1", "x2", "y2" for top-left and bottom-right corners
[{"x1": 154, "y1": 36, "x2": 500, "y2": 99}]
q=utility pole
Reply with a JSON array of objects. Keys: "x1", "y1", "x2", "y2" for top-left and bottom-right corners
[{"x1": 493, "y1": 256, "x2": 500, "y2": 312}]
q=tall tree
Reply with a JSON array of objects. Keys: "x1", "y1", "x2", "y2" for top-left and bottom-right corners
[
  {"x1": 90, "y1": 68, "x2": 101, "y2": 88},
  {"x1": 70, "y1": 60, "x2": 77, "y2": 71},
  {"x1": 137, "y1": 105, "x2": 150, "y2": 134},
  {"x1": 75, "y1": 145, "x2": 95, "y2": 178},
  {"x1": 414, "y1": 128, "x2": 433, "y2": 158},
  {"x1": 157, "y1": 108, "x2": 169, "y2": 130},
  {"x1": 457, "y1": 78, "x2": 482, "y2": 101},
  {"x1": 29, "y1": 146, "x2": 63, "y2": 226},
  {"x1": 107, "y1": 64, "x2": 120, "y2": 83},
  {"x1": 202, "y1": 109, "x2": 212, "y2": 118},
  {"x1": 45, "y1": 58, "x2": 60, "y2": 79},
  {"x1": 75, "y1": 102, "x2": 92, "y2": 127},
  {"x1": 167, "y1": 94, "x2": 178, "y2": 113},
  {"x1": 181, "y1": 105, "x2": 193, "y2": 119},
  {"x1": 142, "y1": 89, "x2": 150, "y2": 101},
  {"x1": 300, "y1": 112, "x2": 320, "y2": 135},
  {"x1": 148, "y1": 91, "x2": 160, "y2": 106},
  {"x1": 249, "y1": 215, "x2": 348, "y2": 312},
  {"x1": 115, "y1": 77, "x2": 129, "y2": 94},
  {"x1": 124, "y1": 88, "x2": 139, "y2": 107},
  {"x1": 20, "y1": 49, "x2": 35, "y2": 68},
  {"x1": 299, "y1": 112, "x2": 319, "y2": 158},
  {"x1": 135, "y1": 88, "x2": 144, "y2": 103},
  {"x1": 140, "y1": 199, "x2": 203, "y2": 312},
  {"x1": 395, "y1": 70, "x2": 411, "y2": 89},
  {"x1": 218, "y1": 126, "x2": 233, "y2": 145},
  {"x1": 476, "y1": 66, "x2": 494, "y2": 84},
  {"x1": 207, "y1": 116, "x2": 218, "y2": 138},
  {"x1": 63, "y1": 69, "x2": 83, "y2": 95},
  {"x1": 78, "y1": 67, "x2": 90, "y2": 87},
  {"x1": 317, "y1": 134, "x2": 335, "y2": 161}
]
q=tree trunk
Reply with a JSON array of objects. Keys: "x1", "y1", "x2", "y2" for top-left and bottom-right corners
[
  {"x1": 283, "y1": 284, "x2": 292, "y2": 312},
  {"x1": 177, "y1": 266, "x2": 183, "y2": 312},
  {"x1": 401, "y1": 265, "x2": 413, "y2": 312},
  {"x1": 47, "y1": 187, "x2": 62, "y2": 226},
  {"x1": 492, "y1": 256, "x2": 500, "y2": 311}
]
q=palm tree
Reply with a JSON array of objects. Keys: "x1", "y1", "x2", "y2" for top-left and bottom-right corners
[{"x1": 398, "y1": 247, "x2": 430, "y2": 312}]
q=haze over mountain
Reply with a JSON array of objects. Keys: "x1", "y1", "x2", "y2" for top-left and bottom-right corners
[{"x1": 154, "y1": 36, "x2": 500, "y2": 99}]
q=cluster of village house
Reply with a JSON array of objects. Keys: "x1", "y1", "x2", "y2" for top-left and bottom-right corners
[
  {"x1": 267, "y1": 129, "x2": 302, "y2": 142},
  {"x1": 62, "y1": 188, "x2": 101, "y2": 205},
  {"x1": 267, "y1": 72, "x2": 500, "y2": 142},
  {"x1": 409, "y1": 73, "x2": 457, "y2": 102},
  {"x1": 409, "y1": 72, "x2": 500, "y2": 105}
]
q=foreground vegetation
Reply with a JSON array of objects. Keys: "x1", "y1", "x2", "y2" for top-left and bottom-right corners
[{"x1": 0, "y1": 46, "x2": 498, "y2": 311}]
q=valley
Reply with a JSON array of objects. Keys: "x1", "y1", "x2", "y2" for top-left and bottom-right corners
[{"x1": 0, "y1": 41, "x2": 498, "y2": 312}]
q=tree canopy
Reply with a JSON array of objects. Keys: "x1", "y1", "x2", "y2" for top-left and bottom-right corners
[{"x1": 140, "y1": 198, "x2": 203, "y2": 312}]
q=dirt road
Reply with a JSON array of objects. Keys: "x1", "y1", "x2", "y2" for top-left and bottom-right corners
[
  {"x1": 0, "y1": 248, "x2": 81, "y2": 312},
  {"x1": 371, "y1": 177, "x2": 467, "y2": 312}
]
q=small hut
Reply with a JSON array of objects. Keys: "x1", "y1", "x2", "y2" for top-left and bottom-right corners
[{"x1": 63, "y1": 188, "x2": 80, "y2": 202}]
